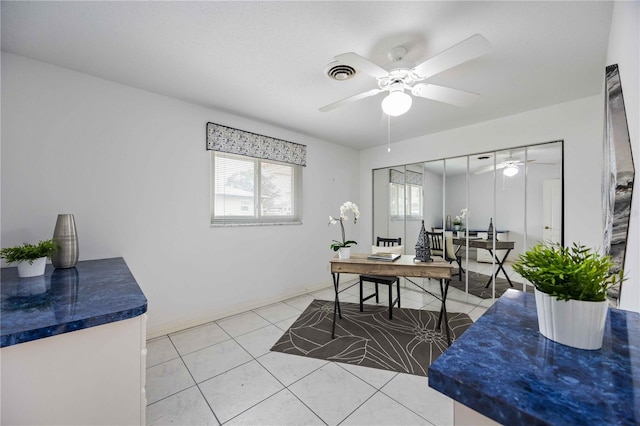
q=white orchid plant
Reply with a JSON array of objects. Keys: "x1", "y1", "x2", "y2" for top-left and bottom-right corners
[
  {"x1": 328, "y1": 201, "x2": 360, "y2": 251},
  {"x1": 453, "y1": 208, "x2": 467, "y2": 226}
]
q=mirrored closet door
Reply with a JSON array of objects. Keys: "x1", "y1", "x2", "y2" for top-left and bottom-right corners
[{"x1": 372, "y1": 140, "x2": 563, "y2": 304}]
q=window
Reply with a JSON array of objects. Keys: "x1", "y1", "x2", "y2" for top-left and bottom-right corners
[
  {"x1": 206, "y1": 122, "x2": 306, "y2": 225},
  {"x1": 211, "y1": 152, "x2": 302, "y2": 225},
  {"x1": 390, "y1": 183, "x2": 404, "y2": 218},
  {"x1": 408, "y1": 183, "x2": 423, "y2": 218},
  {"x1": 389, "y1": 169, "x2": 422, "y2": 220}
]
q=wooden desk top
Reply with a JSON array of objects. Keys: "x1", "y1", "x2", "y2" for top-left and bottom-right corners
[
  {"x1": 330, "y1": 254, "x2": 452, "y2": 280},
  {"x1": 452, "y1": 238, "x2": 515, "y2": 250}
]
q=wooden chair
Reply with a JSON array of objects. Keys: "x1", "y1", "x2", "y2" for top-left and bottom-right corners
[
  {"x1": 426, "y1": 231, "x2": 464, "y2": 280},
  {"x1": 359, "y1": 237, "x2": 402, "y2": 319}
]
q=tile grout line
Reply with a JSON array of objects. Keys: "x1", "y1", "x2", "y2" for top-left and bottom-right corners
[
  {"x1": 215, "y1": 323, "x2": 329, "y2": 425},
  {"x1": 169, "y1": 333, "x2": 223, "y2": 425},
  {"x1": 146, "y1": 288, "x2": 482, "y2": 425},
  {"x1": 379, "y1": 385, "x2": 439, "y2": 425}
]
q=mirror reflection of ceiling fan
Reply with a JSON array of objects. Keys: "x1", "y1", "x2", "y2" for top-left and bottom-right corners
[
  {"x1": 473, "y1": 153, "x2": 557, "y2": 176},
  {"x1": 319, "y1": 34, "x2": 492, "y2": 116}
]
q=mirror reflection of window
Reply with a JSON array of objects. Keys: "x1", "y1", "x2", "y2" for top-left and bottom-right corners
[
  {"x1": 405, "y1": 169, "x2": 424, "y2": 220},
  {"x1": 388, "y1": 168, "x2": 424, "y2": 221},
  {"x1": 388, "y1": 168, "x2": 405, "y2": 220},
  {"x1": 409, "y1": 184, "x2": 423, "y2": 217},
  {"x1": 390, "y1": 181, "x2": 404, "y2": 218}
]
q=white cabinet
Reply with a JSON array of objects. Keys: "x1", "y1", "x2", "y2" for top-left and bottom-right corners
[
  {"x1": 1, "y1": 314, "x2": 147, "y2": 425},
  {"x1": 476, "y1": 232, "x2": 510, "y2": 263}
]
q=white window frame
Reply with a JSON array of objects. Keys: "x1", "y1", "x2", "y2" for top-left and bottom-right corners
[
  {"x1": 407, "y1": 183, "x2": 423, "y2": 220},
  {"x1": 210, "y1": 152, "x2": 303, "y2": 226}
]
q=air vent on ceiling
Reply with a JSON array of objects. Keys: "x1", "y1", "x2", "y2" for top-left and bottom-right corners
[{"x1": 325, "y1": 62, "x2": 356, "y2": 81}]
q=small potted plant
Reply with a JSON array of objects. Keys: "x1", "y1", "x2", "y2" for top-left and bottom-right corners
[
  {"x1": 0, "y1": 240, "x2": 56, "y2": 278},
  {"x1": 513, "y1": 242, "x2": 624, "y2": 350},
  {"x1": 453, "y1": 208, "x2": 467, "y2": 233},
  {"x1": 329, "y1": 201, "x2": 360, "y2": 259}
]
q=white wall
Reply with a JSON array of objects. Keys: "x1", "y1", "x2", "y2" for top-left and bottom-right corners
[
  {"x1": 607, "y1": 0, "x2": 639, "y2": 312},
  {"x1": 360, "y1": 95, "x2": 603, "y2": 262},
  {"x1": 445, "y1": 160, "x2": 561, "y2": 252},
  {"x1": 1, "y1": 53, "x2": 360, "y2": 337}
]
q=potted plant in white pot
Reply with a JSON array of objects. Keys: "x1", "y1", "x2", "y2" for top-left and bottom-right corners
[
  {"x1": 329, "y1": 201, "x2": 359, "y2": 259},
  {"x1": 513, "y1": 242, "x2": 624, "y2": 350},
  {"x1": 1, "y1": 240, "x2": 56, "y2": 278}
]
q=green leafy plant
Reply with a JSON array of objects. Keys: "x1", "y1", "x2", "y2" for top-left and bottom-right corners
[
  {"x1": 512, "y1": 242, "x2": 624, "y2": 302},
  {"x1": 0, "y1": 240, "x2": 56, "y2": 264}
]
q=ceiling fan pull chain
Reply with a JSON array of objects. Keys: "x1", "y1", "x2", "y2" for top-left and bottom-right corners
[{"x1": 387, "y1": 115, "x2": 391, "y2": 153}]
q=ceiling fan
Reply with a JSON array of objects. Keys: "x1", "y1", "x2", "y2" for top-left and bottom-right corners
[
  {"x1": 473, "y1": 153, "x2": 556, "y2": 176},
  {"x1": 319, "y1": 34, "x2": 492, "y2": 116}
]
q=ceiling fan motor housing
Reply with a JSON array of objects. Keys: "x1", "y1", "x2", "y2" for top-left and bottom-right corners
[{"x1": 319, "y1": 34, "x2": 491, "y2": 113}]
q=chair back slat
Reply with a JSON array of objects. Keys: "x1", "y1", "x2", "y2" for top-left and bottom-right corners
[
  {"x1": 376, "y1": 237, "x2": 401, "y2": 247},
  {"x1": 426, "y1": 232, "x2": 444, "y2": 251}
]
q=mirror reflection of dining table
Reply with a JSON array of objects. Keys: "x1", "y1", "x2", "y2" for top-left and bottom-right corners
[{"x1": 452, "y1": 238, "x2": 515, "y2": 288}]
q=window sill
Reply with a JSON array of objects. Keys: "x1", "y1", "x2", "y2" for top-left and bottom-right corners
[{"x1": 210, "y1": 221, "x2": 303, "y2": 227}]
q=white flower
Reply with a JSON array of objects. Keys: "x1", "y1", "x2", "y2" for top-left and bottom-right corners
[
  {"x1": 329, "y1": 201, "x2": 360, "y2": 250},
  {"x1": 337, "y1": 201, "x2": 359, "y2": 223}
]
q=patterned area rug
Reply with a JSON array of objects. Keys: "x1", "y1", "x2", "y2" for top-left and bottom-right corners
[
  {"x1": 271, "y1": 299, "x2": 473, "y2": 377},
  {"x1": 449, "y1": 269, "x2": 532, "y2": 299}
]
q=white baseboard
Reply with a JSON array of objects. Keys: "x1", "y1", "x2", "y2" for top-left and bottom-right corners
[{"x1": 146, "y1": 279, "x2": 339, "y2": 340}]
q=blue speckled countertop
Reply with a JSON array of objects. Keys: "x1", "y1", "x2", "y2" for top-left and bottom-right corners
[
  {"x1": 429, "y1": 289, "x2": 640, "y2": 425},
  {"x1": 1, "y1": 257, "x2": 147, "y2": 348}
]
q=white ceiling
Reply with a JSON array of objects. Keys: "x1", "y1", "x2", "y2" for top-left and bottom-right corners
[{"x1": 1, "y1": 1, "x2": 613, "y2": 150}]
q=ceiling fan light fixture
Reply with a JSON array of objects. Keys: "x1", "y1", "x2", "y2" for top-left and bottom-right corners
[
  {"x1": 381, "y1": 89, "x2": 412, "y2": 116},
  {"x1": 503, "y1": 164, "x2": 519, "y2": 177}
]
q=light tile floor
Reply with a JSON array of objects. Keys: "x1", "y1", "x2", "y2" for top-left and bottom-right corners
[{"x1": 146, "y1": 262, "x2": 521, "y2": 425}]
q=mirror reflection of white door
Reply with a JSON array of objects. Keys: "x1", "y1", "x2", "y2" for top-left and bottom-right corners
[{"x1": 543, "y1": 179, "x2": 562, "y2": 243}]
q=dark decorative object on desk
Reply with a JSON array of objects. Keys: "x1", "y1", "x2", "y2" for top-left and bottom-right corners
[
  {"x1": 487, "y1": 217, "x2": 494, "y2": 240},
  {"x1": 414, "y1": 220, "x2": 432, "y2": 262},
  {"x1": 52, "y1": 214, "x2": 79, "y2": 269}
]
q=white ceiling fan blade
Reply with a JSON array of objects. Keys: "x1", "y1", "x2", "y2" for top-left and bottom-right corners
[
  {"x1": 411, "y1": 83, "x2": 480, "y2": 107},
  {"x1": 473, "y1": 163, "x2": 507, "y2": 175},
  {"x1": 319, "y1": 88, "x2": 383, "y2": 112},
  {"x1": 412, "y1": 34, "x2": 492, "y2": 79},
  {"x1": 334, "y1": 52, "x2": 390, "y2": 79}
]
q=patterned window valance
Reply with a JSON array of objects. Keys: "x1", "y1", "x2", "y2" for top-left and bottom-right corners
[
  {"x1": 389, "y1": 169, "x2": 423, "y2": 185},
  {"x1": 390, "y1": 169, "x2": 404, "y2": 184},
  {"x1": 207, "y1": 122, "x2": 306, "y2": 167},
  {"x1": 406, "y1": 170, "x2": 423, "y2": 185}
]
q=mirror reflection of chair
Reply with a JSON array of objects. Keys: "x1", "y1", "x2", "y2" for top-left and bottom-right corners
[
  {"x1": 360, "y1": 237, "x2": 402, "y2": 319},
  {"x1": 426, "y1": 231, "x2": 464, "y2": 280}
]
